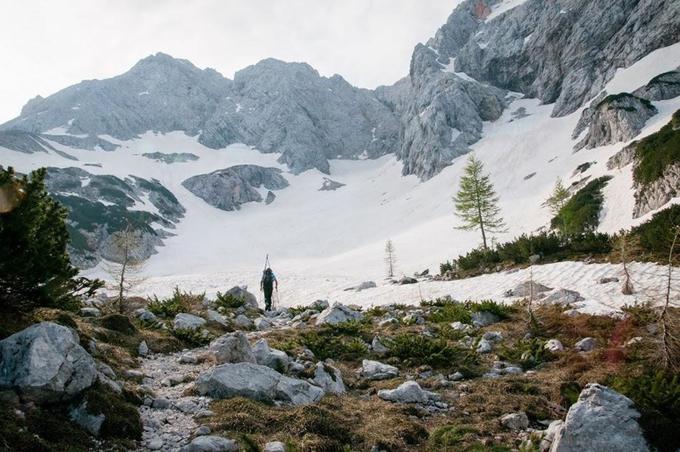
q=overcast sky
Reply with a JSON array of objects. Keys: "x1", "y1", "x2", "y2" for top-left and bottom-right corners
[{"x1": 0, "y1": 0, "x2": 459, "y2": 123}]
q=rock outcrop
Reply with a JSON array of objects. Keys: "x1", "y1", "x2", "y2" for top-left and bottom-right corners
[
  {"x1": 633, "y1": 69, "x2": 680, "y2": 101},
  {"x1": 209, "y1": 332, "x2": 256, "y2": 364},
  {"x1": 182, "y1": 165, "x2": 288, "y2": 211},
  {"x1": 196, "y1": 362, "x2": 324, "y2": 406},
  {"x1": 315, "y1": 303, "x2": 363, "y2": 325},
  {"x1": 0, "y1": 322, "x2": 97, "y2": 402},
  {"x1": 550, "y1": 383, "x2": 648, "y2": 452},
  {"x1": 572, "y1": 93, "x2": 657, "y2": 151}
]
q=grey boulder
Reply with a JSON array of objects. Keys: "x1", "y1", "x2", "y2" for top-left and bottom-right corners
[
  {"x1": 315, "y1": 302, "x2": 363, "y2": 325},
  {"x1": 543, "y1": 289, "x2": 584, "y2": 306},
  {"x1": 313, "y1": 361, "x2": 346, "y2": 394},
  {"x1": 550, "y1": 384, "x2": 648, "y2": 452},
  {"x1": 360, "y1": 359, "x2": 399, "y2": 380},
  {"x1": 173, "y1": 313, "x2": 207, "y2": 331},
  {"x1": 224, "y1": 285, "x2": 259, "y2": 309},
  {"x1": 209, "y1": 332, "x2": 256, "y2": 364},
  {"x1": 181, "y1": 435, "x2": 239, "y2": 452},
  {"x1": 253, "y1": 339, "x2": 290, "y2": 371},
  {"x1": 0, "y1": 322, "x2": 97, "y2": 402},
  {"x1": 196, "y1": 362, "x2": 324, "y2": 406},
  {"x1": 377, "y1": 381, "x2": 439, "y2": 404}
]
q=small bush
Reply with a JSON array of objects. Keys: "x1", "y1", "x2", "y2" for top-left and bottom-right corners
[
  {"x1": 632, "y1": 109, "x2": 680, "y2": 187},
  {"x1": 147, "y1": 287, "x2": 203, "y2": 317},
  {"x1": 214, "y1": 291, "x2": 245, "y2": 309},
  {"x1": 630, "y1": 205, "x2": 680, "y2": 261},
  {"x1": 301, "y1": 331, "x2": 368, "y2": 361},
  {"x1": 611, "y1": 371, "x2": 680, "y2": 452},
  {"x1": 172, "y1": 327, "x2": 212, "y2": 346},
  {"x1": 551, "y1": 176, "x2": 612, "y2": 236},
  {"x1": 386, "y1": 334, "x2": 474, "y2": 369},
  {"x1": 469, "y1": 300, "x2": 513, "y2": 319},
  {"x1": 426, "y1": 299, "x2": 512, "y2": 324},
  {"x1": 498, "y1": 338, "x2": 553, "y2": 370}
]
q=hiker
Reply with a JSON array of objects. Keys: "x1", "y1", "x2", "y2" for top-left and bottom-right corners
[{"x1": 260, "y1": 267, "x2": 278, "y2": 311}]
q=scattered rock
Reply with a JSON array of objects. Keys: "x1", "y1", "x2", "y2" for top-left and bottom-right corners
[
  {"x1": 543, "y1": 289, "x2": 584, "y2": 306},
  {"x1": 316, "y1": 302, "x2": 363, "y2": 325},
  {"x1": 209, "y1": 332, "x2": 256, "y2": 364},
  {"x1": 484, "y1": 361, "x2": 523, "y2": 378},
  {"x1": 598, "y1": 277, "x2": 620, "y2": 284},
  {"x1": 135, "y1": 308, "x2": 158, "y2": 323},
  {"x1": 195, "y1": 425, "x2": 211, "y2": 436},
  {"x1": 450, "y1": 321, "x2": 474, "y2": 332},
  {"x1": 319, "y1": 177, "x2": 346, "y2": 191},
  {"x1": 173, "y1": 313, "x2": 207, "y2": 331},
  {"x1": 356, "y1": 281, "x2": 377, "y2": 291},
  {"x1": 482, "y1": 331, "x2": 503, "y2": 342},
  {"x1": 224, "y1": 285, "x2": 259, "y2": 309},
  {"x1": 196, "y1": 362, "x2": 324, "y2": 406},
  {"x1": 544, "y1": 339, "x2": 564, "y2": 352},
  {"x1": 377, "y1": 381, "x2": 439, "y2": 404},
  {"x1": 471, "y1": 311, "x2": 500, "y2": 327},
  {"x1": 360, "y1": 360, "x2": 399, "y2": 380},
  {"x1": 313, "y1": 361, "x2": 346, "y2": 394},
  {"x1": 507, "y1": 281, "x2": 553, "y2": 298},
  {"x1": 399, "y1": 276, "x2": 418, "y2": 285},
  {"x1": 80, "y1": 307, "x2": 101, "y2": 317},
  {"x1": 233, "y1": 314, "x2": 254, "y2": 329},
  {"x1": 69, "y1": 400, "x2": 106, "y2": 436},
  {"x1": 138, "y1": 340, "x2": 149, "y2": 357},
  {"x1": 476, "y1": 338, "x2": 493, "y2": 354},
  {"x1": 181, "y1": 435, "x2": 239, "y2": 452},
  {"x1": 550, "y1": 383, "x2": 649, "y2": 452},
  {"x1": 371, "y1": 336, "x2": 389, "y2": 354},
  {"x1": 206, "y1": 309, "x2": 229, "y2": 327},
  {"x1": 254, "y1": 317, "x2": 273, "y2": 330},
  {"x1": 574, "y1": 337, "x2": 596, "y2": 352},
  {"x1": 0, "y1": 322, "x2": 97, "y2": 402},
  {"x1": 253, "y1": 339, "x2": 290, "y2": 371},
  {"x1": 500, "y1": 412, "x2": 529, "y2": 431},
  {"x1": 264, "y1": 441, "x2": 286, "y2": 452}
]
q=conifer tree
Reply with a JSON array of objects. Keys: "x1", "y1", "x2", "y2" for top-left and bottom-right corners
[
  {"x1": 0, "y1": 167, "x2": 102, "y2": 311},
  {"x1": 546, "y1": 177, "x2": 570, "y2": 215},
  {"x1": 385, "y1": 239, "x2": 397, "y2": 278},
  {"x1": 453, "y1": 155, "x2": 506, "y2": 250}
]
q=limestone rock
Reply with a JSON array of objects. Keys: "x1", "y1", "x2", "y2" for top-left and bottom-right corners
[
  {"x1": 315, "y1": 303, "x2": 363, "y2": 325},
  {"x1": 313, "y1": 361, "x2": 346, "y2": 394},
  {"x1": 209, "y1": 332, "x2": 256, "y2": 364},
  {"x1": 550, "y1": 384, "x2": 648, "y2": 452},
  {"x1": 377, "y1": 381, "x2": 439, "y2": 404},
  {"x1": 173, "y1": 313, "x2": 207, "y2": 331},
  {"x1": 360, "y1": 360, "x2": 399, "y2": 380},
  {"x1": 0, "y1": 322, "x2": 97, "y2": 402}
]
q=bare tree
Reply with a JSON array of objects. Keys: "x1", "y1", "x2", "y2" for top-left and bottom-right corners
[
  {"x1": 385, "y1": 240, "x2": 397, "y2": 278},
  {"x1": 660, "y1": 226, "x2": 680, "y2": 372},
  {"x1": 105, "y1": 222, "x2": 146, "y2": 313},
  {"x1": 620, "y1": 232, "x2": 635, "y2": 295}
]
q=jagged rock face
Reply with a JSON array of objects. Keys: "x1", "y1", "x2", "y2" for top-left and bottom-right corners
[
  {"x1": 142, "y1": 152, "x2": 199, "y2": 163},
  {"x1": 0, "y1": 130, "x2": 56, "y2": 153},
  {"x1": 1, "y1": 53, "x2": 230, "y2": 140},
  {"x1": 450, "y1": 0, "x2": 680, "y2": 117},
  {"x1": 550, "y1": 383, "x2": 648, "y2": 452},
  {"x1": 182, "y1": 165, "x2": 288, "y2": 211},
  {"x1": 572, "y1": 94, "x2": 657, "y2": 151},
  {"x1": 400, "y1": 52, "x2": 506, "y2": 178},
  {"x1": 200, "y1": 59, "x2": 401, "y2": 174},
  {"x1": 633, "y1": 69, "x2": 680, "y2": 101},
  {"x1": 633, "y1": 163, "x2": 680, "y2": 218},
  {"x1": 44, "y1": 167, "x2": 184, "y2": 268},
  {"x1": 1, "y1": 55, "x2": 399, "y2": 175}
]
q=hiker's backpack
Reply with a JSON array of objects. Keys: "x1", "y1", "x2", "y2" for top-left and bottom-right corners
[{"x1": 262, "y1": 270, "x2": 274, "y2": 288}]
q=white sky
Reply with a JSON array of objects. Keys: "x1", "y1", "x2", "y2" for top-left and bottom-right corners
[{"x1": 0, "y1": 0, "x2": 459, "y2": 123}]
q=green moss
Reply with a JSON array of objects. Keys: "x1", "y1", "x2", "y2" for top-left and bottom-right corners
[
  {"x1": 101, "y1": 314, "x2": 137, "y2": 335},
  {"x1": 428, "y1": 425, "x2": 478, "y2": 450},
  {"x1": 551, "y1": 176, "x2": 612, "y2": 236},
  {"x1": 632, "y1": 110, "x2": 680, "y2": 187},
  {"x1": 82, "y1": 385, "x2": 143, "y2": 441}
]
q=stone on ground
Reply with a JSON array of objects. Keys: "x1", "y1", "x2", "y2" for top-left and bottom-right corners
[
  {"x1": 550, "y1": 383, "x2": 648, "y2": 452},
  {"x1": 574, "y1": 337, "x2": 596, "y2": 352},
  {"x1": 180, "y1": 435, "x2": 239, "y2": 452},
  {"x1": 543, "y1": 289, "x2": 584, "y2": 306},
  {"x1": 500, "y1": 412, "x2": 529, "y2": 430},
  {"x1": 471, "y1": 311, "x2": 500, "y2": 327},
  {"x1": 378, "y1": 381, "x2": 439, "y2": 404},
  {"x1": 196, "y1": 362, "x2": 323, "y2": 406},
  {"x1": 173, "y1": 313, "x2": 207, "y2": 331},
  {"x1": 0, "y1": 322, "x2": 97, "y2": 402},
  {"x1": 264, "y1": 441, "x2": 286, "y2": 452},
  {"x1": 313, "y1": 361, "x2": 346, "y2": 394},
  {"x1": 253, "y1": 339, "x2": 290, "y2": 371},
  {"x1": 360, "y1": 359, "x2": 399, "y2": 380},
  {"x1": 224, "y1": 285, "x2": 258, "y2": 309},
  {"x1": 209, "y1": 332, "x2": 256, "y2": 364},
  {"x1": 507, "y1": 281, "x2": 552, "y2": 297},
  {"x1": 545, "y1": 339, "x2": 564, "y2": 352},
  {"x1": 315, "y1": 302, "x2": 363, "y2": 325}
]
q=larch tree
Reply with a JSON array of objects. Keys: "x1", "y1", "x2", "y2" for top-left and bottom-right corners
[
  {"x1": 453, "y1": 155, "x2": 506, "y2": 250},
  {"x1": 546, "y1": 177, "x2": 570, "y2": 216},
  {"x1": 104, "y1": 221, "x2": 146, "y2": 313},
  {"x1": 385, "y1": 239, "x2": 397, "y2": 278}
]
